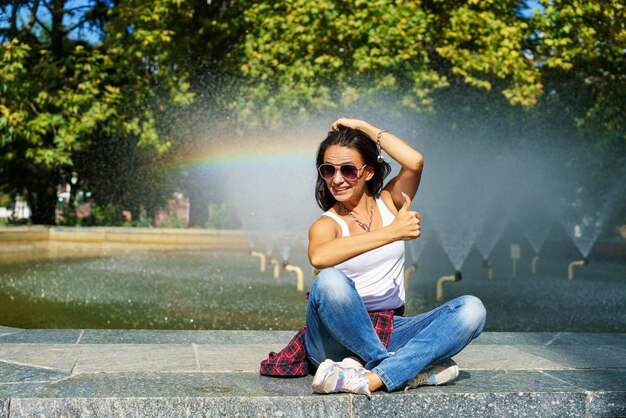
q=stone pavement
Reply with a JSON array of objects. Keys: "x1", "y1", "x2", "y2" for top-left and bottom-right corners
[{"x1": 0, "y1": 326, "x2": 624, "y2": 417}]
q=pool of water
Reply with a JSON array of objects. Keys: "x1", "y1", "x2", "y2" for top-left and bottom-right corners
[
  {"x1": 1, "y1": 248, "x2": 624, "y2": 331},
  {"x1": 0, "y1": 251, "x2": 309, "y2": 330}
]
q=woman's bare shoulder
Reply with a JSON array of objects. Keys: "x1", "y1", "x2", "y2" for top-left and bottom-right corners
[
  {"x1": 311, "y1": 212, "x2": 340, "y2": 230},
  {"x1": 379, "y1": 190, "x2": 399, "y2": 215}
]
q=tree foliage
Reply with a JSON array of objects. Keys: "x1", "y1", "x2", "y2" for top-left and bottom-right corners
[
  {"x1": 0, "y1": 0, "x2": 624, "y2": 225},
  {"x1": 532, "y1": 0, "x2": 626, "y2": 140},
  {"x1": 236, "y1": 0, "x2": 543, "y2": 125},
  {"x1": 237, "y1": 0, "x2": 625, "y2": 144},
  {"x1": 0, "y1": 0, "x2": 192, "y2": 224}
]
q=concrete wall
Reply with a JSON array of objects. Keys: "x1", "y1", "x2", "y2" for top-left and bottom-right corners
[{"x1": 0, "y1": 226, "x2": 248, "y2": 257}]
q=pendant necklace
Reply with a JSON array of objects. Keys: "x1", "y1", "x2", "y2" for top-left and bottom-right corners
[{"x1": 337, "y1": 197, "x2": 374, "y2": 232}]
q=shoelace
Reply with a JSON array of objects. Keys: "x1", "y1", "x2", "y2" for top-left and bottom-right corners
[
  {"x1": 405, "y1": 371, "x2": 429, "y2": 390},
  {"x1": 332, "y1": 365, "x2": 370, "y2": 397}
]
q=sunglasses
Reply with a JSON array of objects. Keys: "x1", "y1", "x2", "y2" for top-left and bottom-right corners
[{"x1": 317, "y1": 163, "x2": 367, "y2": 181}]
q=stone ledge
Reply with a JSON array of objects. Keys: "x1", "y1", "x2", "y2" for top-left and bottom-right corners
[
  {"x1": 1, "y1": 329, "x2": 624, "y2": 417},
  {"x1": 0, "y1": 226, "x2": 249, "y2": 255}
]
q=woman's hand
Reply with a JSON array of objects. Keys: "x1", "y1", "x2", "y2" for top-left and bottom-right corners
[
  {"x1": 389, "y1": 192, "x2": 421, "y2": 241},
  {"x1": 331, "y1": 115, "x2": 425, "y2": 213},
  {"x1": 331, "y1": 118, "x2": 377, "y2": 136}
]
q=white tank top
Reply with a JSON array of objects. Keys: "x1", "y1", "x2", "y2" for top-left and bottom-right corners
[{"x1": 322, "y1": 196, "x2": 405, "y2": 311}]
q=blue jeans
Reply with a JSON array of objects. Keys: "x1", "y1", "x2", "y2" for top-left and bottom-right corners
[{"x1": 305, "y1": 268, "x2": 486, "y2": 392}]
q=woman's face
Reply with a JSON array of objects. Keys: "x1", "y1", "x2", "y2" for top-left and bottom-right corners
[{"x1": 321, "y1": 145, "x2": 373, "y2": 202}]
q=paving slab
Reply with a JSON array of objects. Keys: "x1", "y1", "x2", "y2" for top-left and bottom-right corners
[
  {"x1": 453, "y1": 345, "x2": 567, "y2": 370},
  {"x1": 515, "y1": 344, "x2": 626, "y2": 369},
  {"x1": 0, "y1": 330, "x2": 624, "y2": 418},
  {"x1": 0, "y1": 344, "x2": 81, "y2": 371},
  {"x1": 0, "y1": 362, "x2": 69, "y2": 383},
  {"x1": 73, "y1": 344, "x2": 197, "y2": 374},
  {"x1": 78, "y1": 329, "x2": 295, "y2": 345},
  {"x1": 0, "y1": 329, "x2": 82, "y2": 344}
]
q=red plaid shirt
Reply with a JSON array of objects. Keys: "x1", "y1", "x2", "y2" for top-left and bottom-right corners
[{"x1": 260, "y1": 307, "x2": 402, "y2": 377}]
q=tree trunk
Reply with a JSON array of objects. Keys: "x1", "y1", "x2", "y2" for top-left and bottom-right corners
[
  {"x1": 28, "y1": 171, "x2": 60, "y2": 225},
  {"x1": 50, "y1": 0, "x2": 65, "y2": 58},
  {"x1": 186, "y1": 174, "x2": 210, "y2": 227}
]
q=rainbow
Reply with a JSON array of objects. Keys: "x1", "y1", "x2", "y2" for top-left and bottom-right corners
[{"x1": 169, "y1": 133, "x2": 321, "y2": 174}]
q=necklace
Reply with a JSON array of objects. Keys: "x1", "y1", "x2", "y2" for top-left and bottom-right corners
[{"x1": 337, "y1": 197, "x2": 374, "y2": 232}]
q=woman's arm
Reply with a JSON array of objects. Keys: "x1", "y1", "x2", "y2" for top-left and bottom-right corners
[
  {"x1": 309, "y1": 194, "x2": 421, "y2": 269},
  {"x1": 331, "y1": 118, "x2": 424, "y2": 211}
]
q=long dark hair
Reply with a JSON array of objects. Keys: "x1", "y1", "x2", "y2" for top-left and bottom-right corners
[{"x1": 315, "y1": 127, "x2": 392, "y2": 211}]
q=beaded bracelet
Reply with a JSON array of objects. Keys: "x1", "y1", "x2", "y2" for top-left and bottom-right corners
[{"x1": 376, "y1": 130, "x2": 387, "y2": 162}]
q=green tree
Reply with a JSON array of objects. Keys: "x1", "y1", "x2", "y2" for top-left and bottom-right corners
[
  {"x1": 235, "y1": 0, "x2": 624, "y2": 150},
  {"x1": 235, "y1": 0, "x2": 541, "y2": 126},
  {"x1": 532, "y1": 0, "x2": 626, "y2": 142},
  {"x1": 0, "y1": 0, "x2": 193, "y2": 224}
]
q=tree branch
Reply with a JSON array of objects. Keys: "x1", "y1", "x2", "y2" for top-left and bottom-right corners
[
  {"x1": 24, "y1": 0, "x2": 42, "y2": 34},
  {"x1": 34, "y1": 14, "x2": 52, "y2": 34}
]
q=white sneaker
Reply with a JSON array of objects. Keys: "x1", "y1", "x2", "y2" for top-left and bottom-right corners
[
  {"x1": 405, "y1": 359, "x2": 459, "y2": 390},
  {"x1": 311, "y1": 357, "x2": 370, "y2": 397}
]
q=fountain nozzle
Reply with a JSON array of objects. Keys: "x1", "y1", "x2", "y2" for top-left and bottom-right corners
[
  {"x1": 250, "y1": 251, "x2": 266, "y2": 272},
  {"x1": 404, "y1": 263, "x2": 417, "y2": 291},
  {"x1": 270, "y1": 258, "x2": 280, "y2": 279},
  {"x1": 567, "y1": 258, "x2": 588, "y2": 280},
  {"x1": 436, "y1": 271, "x2": 462, "y2": 303},
  {"x1": 531, "y1": 255, "x2": 540, "y2": 274},
  {"x1": 482, "y1": 259, "x2": 493, "y2": 280},
  {"x1": 283, "y1": 261, "x2": 304, "y2": 292}
]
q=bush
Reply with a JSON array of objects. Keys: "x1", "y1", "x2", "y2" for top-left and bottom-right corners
[{"x1": 205, "y1": 202, "x2": 241, "y2": 229}]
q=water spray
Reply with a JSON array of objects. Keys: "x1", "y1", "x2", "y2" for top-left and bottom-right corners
[
  {"x1": 404, "y1": 263, "x2": 417, "y2": 291},
  {"x1": 482, "y1": 259, "x2": 494, "y2": 280},
  {"x1": 283, "y1": 261, "x2": 304, "y2": 291},
  {"x1": 567, "y1": 258, "x2": 588, "y2": 280},
  {"x1": 436, "y1": 271, "x2": 462, "y2": 303},
  {"x1": 270, "y1": 258, "x2": 280, "y2": 279},
  {"x1": 510, "y1": 244, "x2": 521, "y2": 277},
  {"x1": 531, "y1": 255, "x2": 539, "y2": 274},
  {"x1": 250, "y1": 251, "x2": 266, "y2": 272}
]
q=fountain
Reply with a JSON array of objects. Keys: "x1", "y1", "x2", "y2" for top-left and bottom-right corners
[
  {"x1": 476, "y1": 207, "x2": 514, "y2": 280},
  {"x1": 280, "y1": 241, "x2": 305, "y2": 292},
  {"x1": 283, "y1": 261, "x2": 305, "y2": 292},
  {"x1": 436, "y1": 271, "x2": 462, "y2": 303},
  {"x1": 474, "y1": 157, "x2": 520, "y2": 280},
  {"x1": 404, "y1": 233, "x2": 429, "y2": 291},
  {"x1": 250, "y1": 250, "x2": 267, "y2": 272},
  {"x1": 270, "y1": 257, "x2": 280, "y2": 279},
  {"x1": 556, "y1": 172, "x2": 625, "y2": 279},
  {"x1": 515, "y1": 173, "x2": 559, "y2": 275},
  {"x1": 523, "y1": 212, "x2": 553, "y2": 275},
  {"x1": 567, "y1": 258, "x2": 588, "y2": 280},
  {"x1": 2, "y1": 112, "x2": 624, "y2": 332}
]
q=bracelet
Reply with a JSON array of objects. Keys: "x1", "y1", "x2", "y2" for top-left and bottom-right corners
[{"x1": 376, "y1": 130, "x2": 387, "y2": 162}]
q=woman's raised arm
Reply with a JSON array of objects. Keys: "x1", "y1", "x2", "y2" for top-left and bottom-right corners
[{"x1": 330, "y1": 118, "x2": 424, "y2": 212}]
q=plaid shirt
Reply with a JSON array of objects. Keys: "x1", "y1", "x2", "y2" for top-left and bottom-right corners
[{"x1": 260, "y1": 307, "x2": 401, "y2": 377}]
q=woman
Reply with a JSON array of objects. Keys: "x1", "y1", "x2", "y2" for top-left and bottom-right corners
[{"x1": 307, "y1": 117, "x2": 486, "y2": 396}]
